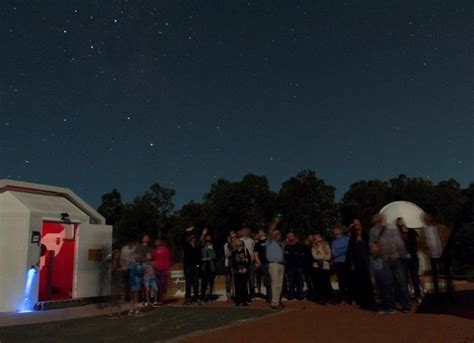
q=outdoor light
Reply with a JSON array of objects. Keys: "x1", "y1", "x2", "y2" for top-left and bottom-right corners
[
  {"x1": 61, "y1": 212, "x2": 71, "y2": 223},
  {"x1": 22, "y1": 266, "x2": 37, "y2": 312}
]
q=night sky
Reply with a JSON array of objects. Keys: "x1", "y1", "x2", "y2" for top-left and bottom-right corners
[{"x1": 0, "y1": 1, "x2": 472, "y2": 207}]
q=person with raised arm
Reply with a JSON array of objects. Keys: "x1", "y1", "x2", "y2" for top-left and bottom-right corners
[
  {"x1": 266, "y1": 216, "x2": 285, "y2": 309},
  {"x1": 181, "y1": 226, "x2": 206, "y2": 304}
]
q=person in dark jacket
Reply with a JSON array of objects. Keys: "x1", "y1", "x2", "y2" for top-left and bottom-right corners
[
  {"x1": 347, "y1": 224, "x2": 375, "y2": 309},
  {"x1": 182, "y1": 226, "x2": 206, "y2": 304},
  {"x1": 231, "y1": 237, "x2": 251, "y2": 306},
  {"x1": 397, "y1": 217, "x2": 422, "y2": 303},
  {"x1": 200, "y1": 240, "x2": 217, "y2": 302},
  {"x1": 284, "y1": 233, "x2": 305, "y2": 300}
]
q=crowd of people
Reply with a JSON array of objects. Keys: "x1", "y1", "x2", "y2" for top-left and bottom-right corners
[
  {"x1": 107, "y1": 212, "x2": 448, "y2": 317},
  {"x1": 108, "y1": 236, "x2": 172, "y2": 317}
]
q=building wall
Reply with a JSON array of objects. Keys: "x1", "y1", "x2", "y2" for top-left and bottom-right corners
[{"x1": 0, "y1": 192, "x2": 30, "y2": 312}]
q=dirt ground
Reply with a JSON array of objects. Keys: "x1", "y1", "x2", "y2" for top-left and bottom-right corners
[
  {"x1": 1, "y1": 289, "x2": 473, "y2": 343},
  {"x1": 0, "y1": 306, "x2": 271, "y2": 343},
  {"x1": 179, "y1": 298, "x2": 474, "y2": 343}
]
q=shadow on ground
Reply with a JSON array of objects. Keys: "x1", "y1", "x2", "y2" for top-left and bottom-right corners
[
  {"x1": 416, "y1": 291, "x2": 474, "y2": 320},
  {"x1": 0, "y1": 306, "x2": 272, "y2": 343}
]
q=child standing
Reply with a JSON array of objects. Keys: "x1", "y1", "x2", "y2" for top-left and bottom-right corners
[
  {"x1": 143, "y1": 252, "x2": 159, "y2": 307},
  {"x1": 128, "y1": 252, "x2": 145, "y2": 316}
]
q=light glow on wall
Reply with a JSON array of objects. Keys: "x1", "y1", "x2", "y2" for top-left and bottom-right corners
[{"x1": 22, "y1": 267, "x2": 37, "y2": 312}]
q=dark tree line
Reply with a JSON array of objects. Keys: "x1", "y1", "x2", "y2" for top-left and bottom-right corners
[{"x1": 97, "y1": 172, "x2": 473, "y2": 269}]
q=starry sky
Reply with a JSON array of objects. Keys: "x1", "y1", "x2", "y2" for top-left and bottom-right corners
[{"x1": 0, "y1": 1, "x2": 472, "y2": 208}]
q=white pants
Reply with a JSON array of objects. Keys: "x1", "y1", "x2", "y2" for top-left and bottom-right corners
[{"x1": 268, "y1": 262, "x2": 285, "y2": 306}]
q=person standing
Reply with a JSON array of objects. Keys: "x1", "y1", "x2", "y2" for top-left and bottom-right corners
[
  {"x1": 152, "y1": 239, "x2": 172, "y2": 304},
  {"x1": 422, "y1": 214, "x2": 444, "y2": 294},
  {"x1": 231, "y1": 237, "x2": 251, "y2": 306},
  {"x1": 266, "y1": 224, "x2": 285, "y2": 309},
  {"x1": 181, "y1": 226, "x2": 205, "y2": 304},
  {"x1": 224, "y1": 231, "x2": 237, "y2": 302},
  {"x1": 331, "y1": 227, "x2": 350, "y2": 303},
  {"x1": 311, "y1": 234, "x2": 334, "y2": 304},
  {"x1": 396, "y1": 217, "x2": 422, "y2": 303},
  {"x1": 302, "y1": 236, "x2": 314, "y2": 300},
  {"x1": 143, "y1": 252, "x2": 159, "y2": 306},
  {"x1": 239, "y1": 227, "x2": 256, "y2": 301},
  {"x1": 254, "y1": 229, "x2": 271, "y2": 302},
  {"x1": 201, "y1": 240, "x2": 217, "y2": 302},
  {"x1": 128, "y1": 252, "x2": 145, "y2": 316},
  {"x1": 284, "y1": 233, "x2": 305, "y2": 301},
  {"x1": 120, "y1": 241, "x2": 137, "y2": 301},
  {"x1": 347, "y1": 224, "x2": 375, "y2": 309},
  {"x1": 370, "y1": 214, "x2": 411, "y2": 313}
]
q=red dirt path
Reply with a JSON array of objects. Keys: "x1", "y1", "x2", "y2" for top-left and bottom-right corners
[{"x1": 179, "y1": 300, "x2": 474, "y2": 343}]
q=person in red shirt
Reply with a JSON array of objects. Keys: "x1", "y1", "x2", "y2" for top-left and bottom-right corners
[{"x1": 152, "y1": 239, "x2": 173, "y2": 304}]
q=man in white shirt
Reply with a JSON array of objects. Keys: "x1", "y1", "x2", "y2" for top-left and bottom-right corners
[{"x1": 239, "y1": 227, "x2": 256, "y2": 300}]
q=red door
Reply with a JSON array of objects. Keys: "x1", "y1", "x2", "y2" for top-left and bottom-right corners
[{"x1": 39, "y1": 222, "x2": 77, "y2": 301}]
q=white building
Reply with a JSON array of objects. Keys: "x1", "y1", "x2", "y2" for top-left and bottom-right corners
[{"x1": 0, "y1": 179, "x2": 112, "y2": 313}]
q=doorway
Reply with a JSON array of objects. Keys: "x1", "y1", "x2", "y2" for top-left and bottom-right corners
[{"x1": 38, "y1": 222, "x2": 77, "y2": 301}]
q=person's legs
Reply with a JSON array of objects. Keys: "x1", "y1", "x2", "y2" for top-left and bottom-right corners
[
  {"x1": 209, "y1": 273, "x2": 216, "y2": 300},
  {"x1": 430, "y1": 258, "x2": 440, "y2": 294},
  {"x1": 286, "y1": 268, "x2": 295, "y2": 300},
  {"x1": 225, "y1": 266, "x2": 233, "y2": 299},
  {"x1": 192, "y1": 266, "x2": 200, "y2": 302},
  {"x1": 248, "y1": 262, "x2": 256, "y2": 300},
  {"x1": 323, "y1": 269, "x2": 334, "y2": 302},
  {"x1": 295, "y1": 267, "x2": 304, "y2": 300},
  {"x1": 150, "y1": 279, "x2": 159, "y2": 303},
  {"x1": 408, "y1": 258, "x2": 421, "y2": 299},
  {"x1": 334, "y1": 262, "x2": 347, "y2": 302},
  {"x1": 262, "y1": 264, "x2": 272, "y2": 302},
  {"x1": 200, "y1": 270, "x2": 209, "y2": 300},
  {"x1": 304, "y1": 267, "x2": 313, "y2": 300},
  {"x1": 269, "y1": 263, "x2": 283, "y2": 307},
  {"x1": 311, "y1": 268, "x2": 320, "y2": 302},
  {"x1": 374, "y1": 261, "x2": 395, "y2": 311},
  {"x1": 184, "y1": 266, "x2": 192, "y2": 302},
  {"x1": 390, "y1": 259, "x2": 411, "y2": 310}
]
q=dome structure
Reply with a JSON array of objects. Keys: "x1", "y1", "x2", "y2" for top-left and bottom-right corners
[{"x1": 379, "y1": 201, "x2": 425, "y2": 228}]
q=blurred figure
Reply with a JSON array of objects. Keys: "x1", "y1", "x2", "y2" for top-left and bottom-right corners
[
  {"x1": 136, "y1": 234, "x2": 152, "y2": 262},
  {"x1": 128, "y1": 252, "x2": 144, "y2": 316},
  {"x1": 120, "y1": 241, "x2": 137, "y2": 301},
  {"x1": 231, "y1": 237, "x2": 251, "y2": 306},
  {"x1": 107, "y1": 249, "x2": 124, "y2": 318},
  {"x1": 239, "y1": 227, "x2": 256, "y2": 301},
  {"x1": 284, "y1": 232, "x2": 305, "y2": 301},
  {"x1": 254, "y1": 229, "x2": 271, "y2": 302},
  {"x1": 422, "y1": 214, "x2": 443, "y2": 294},
  {"x1": 267, "y1": 224, "x2": 285, "y2": 309},
  {"x1": 201, "y1": 240, "x2": 217, "y2": 302},
  {"x1": 143, "y1": 252, "x2": 159, "y2": 306},
  {"x1": 152, "y1": 239, "x2": 172, "y2": 304},
  {"x1": 224, "y1": 231, "x2": 237, "y2": 302},
  {"x1": 396, "y1": 217, "x2": 422, "y2": 303},
  {"x1": 331, "y1": 227, "x2": 350, "y2": 303},
  {"x1": 370, "y1": 214, "x2": 411, "y2": 314},
  {"x1": 182, "y1": 226, "x2": 205, "y2": 304},
  {"x1": 347, "y1": 223, "x2": 375, "y2": 309},
  {"x1": 311, "y1": 234, "x2": 334, "y2": 304},
  {"x1": 302, "y1": 236, "x2": 314, "y2": 299}
]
